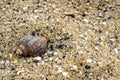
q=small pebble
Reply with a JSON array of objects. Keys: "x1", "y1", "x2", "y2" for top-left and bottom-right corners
[
  {"x1": 98, "y1": 12, "x2": 104, "y2": 17},
  {"x1": 97, "y1": 62, "x2": 103, "y2": 65},
  {"x1": 114, "y1": 48, "x2": 118, "y2": 54},
  {"x1": 34, "y1": 15, "x2": 39, "y2": 20},
  {"x1": 0, "y1": 61, "x2": 5, "y2": 69},
  {"x1": 23, "y1": 5, "x2": 29, "y2": 11},
  {"x1": 72, "y1": 65, "x2": 77, "y2": 70},
  {"x1": 55, "y1": 57, "x2": 59, "y2": 61},
  {"x1": 103, "y1": 9, "x2": 108, "y2": 12},
  {"x1": 4, "y1": 60, "x2": 10, "y2": 67},
  {"x1": 62, "y1": 55, "x2": 66, "y2": 59},
  {"x1": 82, "y1": 13, "x2": 86, "y2": 17},
  {"x1": 84, "y1": 18, "x2": 89, "y2": 23},
  {"x1": 33, "y1": 56, "x2": 42, "y2": 63},
  {"x1": 58, "y1": 44, "x2": 64, "y2": 49},
  {"x1": 107, "y1": 15, "x2": 113, "y2": 20},
  {"x1": 65, "y1": 14, "x2": 75, "y2": 18},
  {"x1": 108, "y1": 5, "x2": 112, "y2": 9},
  {"x1": 17, "y1": 70, "x2": 24, "y2": 75},
  {"x1": 49, "y1": 45, "x2": 54, "y2": 51},
  {"x1": 49, "y1": 57, "x2": 53, "y2": 61},
  {"x1": 31, "y1": 31, "x2": 35, "y2": 36},
  {"x1": 57, "y1": 67, "x2": 62, "y2": 73},
  {"x1": 85, "y1": 65, "x2": 91, "y2": 69},
  {"x1": 62, "y1": 72, "x2": 68, "y2": 77},
  {"x1": 86, "y1": 58, "x2": 92, "y2": 63},
  {"x1": 69, "y1": 14, "x2": 75, "y2": 18},
  {"x1": 47, "y1": 16, "x2": 51, "y2": 21},
  {"x1": 102, "y1": 22, "x2": 107, "y2": 26},
  {"x1": 54, "y1": 52, "x2": 59, "y2": 55}
]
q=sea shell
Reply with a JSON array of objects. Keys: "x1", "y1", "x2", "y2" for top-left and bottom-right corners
[{"x1": 16, "y1": 35, "x2": 48, "y2": 57}]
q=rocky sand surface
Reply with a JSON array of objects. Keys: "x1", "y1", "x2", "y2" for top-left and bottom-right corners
[{"x1": 0, "y1": 0, "x2": 120, "y2": 80}]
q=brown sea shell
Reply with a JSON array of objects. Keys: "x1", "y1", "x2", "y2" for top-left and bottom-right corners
[{"x1": 16, "y1": 35, "x2": 48, "y2": 57}]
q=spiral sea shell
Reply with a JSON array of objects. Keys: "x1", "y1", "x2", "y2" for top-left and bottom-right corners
[{"x1": 16, "y1": 35, "x2": 48, "y2": 57}]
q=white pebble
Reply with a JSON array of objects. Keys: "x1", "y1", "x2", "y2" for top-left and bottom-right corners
[
  {"x1": 114, "y1": 48, "x2": 118, "y2": 54},
  {"x1": 62, "y1": 72, "x2": 68, "y2": 77},
  {"x1": 102, "y1": 22, "x2": 107, "y2": 26},
  {"x1": 98, "y1": 12, "x2": 104, "y2": 17},
  {"x1": 55, "y1": 57, "x2": 59, "y2": 61},
  {"x1": 72, "y1": 65, "x2": 77, "y2": 70},
  {"x1": 86, "y1": 58, "x2": 92, "y2": 63},
  {"x1": 49, "y1": 57, "x2": 53, "y2": 61},
  {"x1": 97, "y1": 62, "x2": 103, "y2": 65},
  {"x1": 84, "y1": 32, "x2": 88, "y2": 35},
  {"x1": 54, "y1": 52, "x2": 59, "y2": 55},
  {"x1": 84, "y1": 37, "x2": 88, "y2": 41},
  {"x1": 17, "y1": 70, "x2": 24, "y2": 75},
  {"x1": 84, "y1": 18, "x2": 89, "y2": 23},
  {"x1": 34, "y1": 15, "x2": 39, "y2": 20},
  {"x1": 57, "y1": 67, "x2": 62, "y2": 73},
  {"x1": 80, "y1": 34, "x2": 84, "y2": 38},
  {"x1": 94, "y1": 46, "x2": 99, "y2": 50},
  {"x1": 33, "y1": 56, "x2": 41, "y2": 61}
]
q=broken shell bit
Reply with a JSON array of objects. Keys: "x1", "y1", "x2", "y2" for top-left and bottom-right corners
[{"x1": 16, "y1": 35, "x2": 48, "y2": 57}]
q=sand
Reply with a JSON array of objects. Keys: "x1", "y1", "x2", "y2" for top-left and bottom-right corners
[{"x1": 0, "y1": 0, "x2": 120, "y2": 80}]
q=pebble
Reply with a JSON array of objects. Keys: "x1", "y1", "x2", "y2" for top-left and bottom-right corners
[
  {"x1": 58, "y1": 44, "x2": 64, "y2": 49},
  {"x1": 33, "y1": 56, "x2": 42, "y2": 63},
  {"x1": 102, "y1": 22, "x2": 107, "y2": 26},
  {"x1": 114, "y1": 48, "x2": 119, "y2": 54},
  {"x1": 65, "y1": 13, "x2": 75, "y2": 18},
  {"x1": 72, "y1": 65, "x2": 77, "y2": 70},
  {"x1": 4, "y1": 60, "x2": 10, "y2": 67},
  {"x1": 107, "y1": 15, "x2": 113, "y2": 20},
  {"x1": 0, "y1": 61, "x2": 5, "y2": 69},
  {"x1": 0, "y1": 60, "x2": 9, "y2": 69},
  {"x1": 108, "y1": 5, "x2": 112, "y2": 9},
  {"x1": 57, "y1": 67, "x2": 63, "y2": 73},
  {"x1": 97, "y1": 62, "x2": 103, "y2": 65},
  {"x1": 84, "y1": 18, "x2": 89, "y2": 23},
  {"x1": 86, "y1": 58, "x2": 92, "y2": 63},
  {"x1": 81, "y1": 13, "x2": 86, "y2": 17},
  {"x1": 34, "y1": 15, "x2": 39, "y2": 20},
  {"x1": 53, "y1": 52, "x2": 59, "y2": 55},
  {"x1": 55, "y1": 57, "x2": 59, "y2": 61},
  {"x1": 49, "y1": 57, "x2": 53, "y2": 61},
  {"x1": 47, "y1": 16, "x2": 51, "y2": 21},
  {"x1": 98, "y1": 12, "x2": 104, "y2": 17},
  {"x1": 23, "y1": 5, "x2": 29, "y2": 11},
  {"x1": 49, "y1": 45, "x2": 54, "y2": 51},
  {"x1": 31, "y1": 31, "x2": 36, "y2": 36},
  {"x1": 17, "y1": 70, "x2": 24, "y2": 75},
  {"x1": 85, "y1": 65, "x2": 91, "y2": 69},
  {"x1": 62, "y1": 72, "x2": 68, "y2": 77}
]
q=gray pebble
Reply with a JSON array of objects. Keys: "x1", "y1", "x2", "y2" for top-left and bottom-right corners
[{"x1": 0, "y1": 61, "x2": 5, "y2": 69}]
